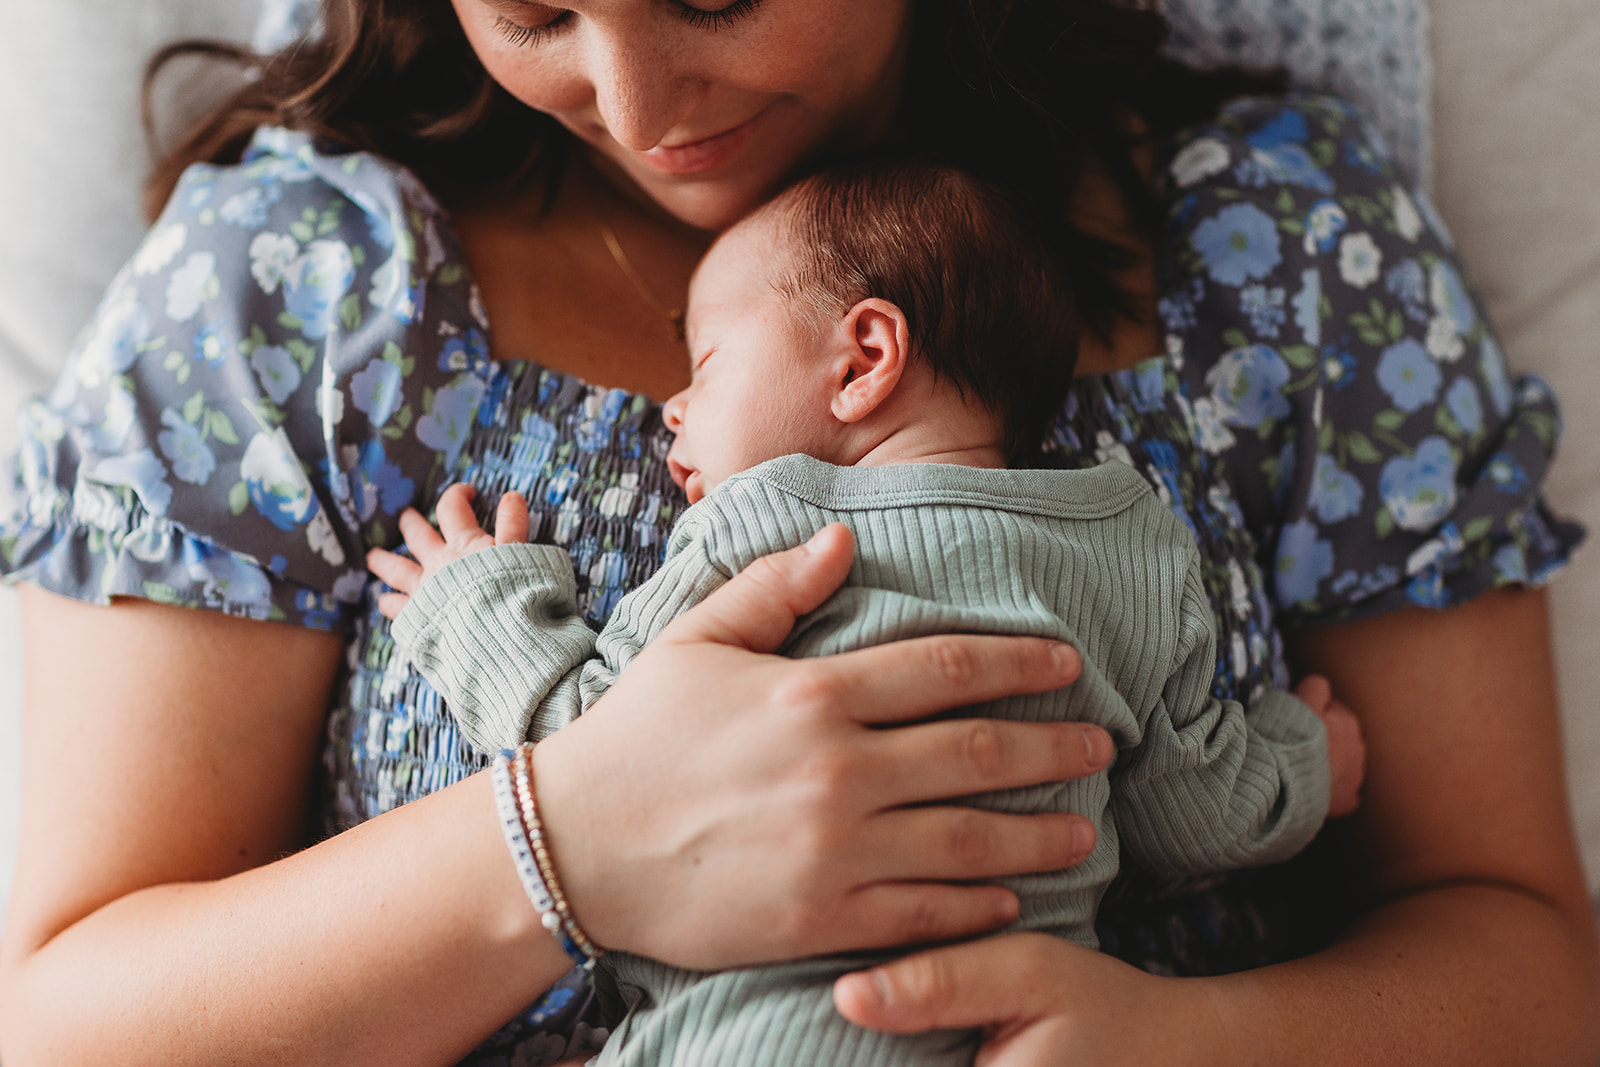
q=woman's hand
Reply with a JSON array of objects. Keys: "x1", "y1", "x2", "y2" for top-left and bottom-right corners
[
  {"x1": 532, "y1": 524, "x2": 1114, "y2": 971},
  {"x1": 834, "y1": 933, "x2": 1210, "y2": 1067}
]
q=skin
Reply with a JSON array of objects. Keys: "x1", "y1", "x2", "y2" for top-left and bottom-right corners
[{"x1": 2, "y1": 0, "x2": 1596, "y2": 1064}]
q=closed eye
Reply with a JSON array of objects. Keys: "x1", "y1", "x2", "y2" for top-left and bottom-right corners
[{"x1": 492, "y1": 0, "x2": 764, "y2": 48}]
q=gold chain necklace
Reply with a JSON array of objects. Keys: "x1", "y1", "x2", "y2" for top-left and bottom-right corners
[{"x1": 598, "y1": 220, "x2": 686, "y2": 343}]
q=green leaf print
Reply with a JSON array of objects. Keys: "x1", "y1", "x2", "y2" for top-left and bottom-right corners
[
  {"x1": 1274, "y1": 188, "x2": 1297, "y2": 214},
  {"x1": 438, "y1": 263, "x2": 464, "y2": 285},
  {"x1": 287, "y1": 339, "x2": 318, "y2": 373},
  {"x1": 207, "y1": 409, "x2": 240, "y2": 446},
  {"x1": 183, "y1": 391, "x2": 206, "y2": 425},
  {"x1": 1311, "y1": 140, "x2": 1336, "y2": 168},
  {"x1": 1344, "y1": 431, "x2": 1382, "y2": 464},
  {"x1": 1373, "y1": 408, "x2": 1407, "y2": 432},
  {"x1": 1221, "y1": 327, "x2": 1250, "y2": 350},
  {"x1": 163, "y1": 350, "x2": 185, "y2": 372},
  {"x1": 1375, "y1": 506, "x2": 1396, "y2": 539},
  {"x1": 1463, "y1": 515, "x2": 1495, "y2": 543},
  {"x1": 1433, "y1": 405, "x2": 1462, "y2": 438},
  {"x1": 1281, "y1": 345, "x2": 1316, "y2": 369},
  {"x1": 144, "y1": 582, "x2": 183, "y2": 605},
  {"x1": 229, "y1": 481, "x2": 250, "y2": 516},
  {"x1": 277, "y1": 311, "x2": 305, "y2": 332},
  {"x1": 339, "y1": 292, "x2": 362, "y2": 331}
]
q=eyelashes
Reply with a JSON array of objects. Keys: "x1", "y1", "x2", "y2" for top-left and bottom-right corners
[{"x1": 492, "y1": 0, "x2": 765, "y2": 48}]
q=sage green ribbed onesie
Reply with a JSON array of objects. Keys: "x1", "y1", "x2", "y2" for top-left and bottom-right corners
[{"x1": 392, "y1": 454, "x2": 1330, "y2": 1067}]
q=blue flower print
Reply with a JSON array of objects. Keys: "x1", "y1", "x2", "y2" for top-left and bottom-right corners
[
  {"x1": 349, "y1": 439, "x2": 416, "y2": 520},
  {"x1": 89, "y1": 448, "x2": 174, "y2": 516},
  {"x1": 1114, "y1": 359, "x2": 1169, "y2": 414},
  {"x1": 157, "y1": 408, "x2": 218, "y2": 485},
  {"x1": 74, "y1": 294, "x2": 151, "y2": 388},
  {"x1": 1375, "y1": 339, "x2": 1440, "y2": 412},
  {"x1": 1245, "y1": 109, "x2": 1309, "y2": 150},
  {"x1": 525, "y1": 987, "x2": 576, "y2": 1027},
  {"x1": 1344, "y1": 138, "x2": 1382, "y2": 173},
  {"x1": 1302, "y1": 200, "x2": 1347, "y2": 254},
  {"x1": 1192, "y1": 203, "x2": 1283, "y2": 286},
  {"x1": 351, "y1": 357, "x2": 403, "y2": 426},
  {"x1": 1479, "y1": 336, "x2": 1513, "y2": 417},
  {"x1": 1379, "y1": 435, "x2": 1458, "y2": 531},
  {"x1": 240, "y1": 428, "x2": 320, "y2": 530},
  {"x1": 1275, "y1": 518, "x2": 1335, "y2": 606},
  {"x1": 218, "y1": 183, "x2": 282, "y2": 228},
  {"x1": 439, "y1": 329, "x2": 490, "y2": 374},
  {"x1": 1236, "y1": 144, "x2": 1334, "y2": 194},
  {"x1": 1493, "y1": 543, "x2": 1529, "y2": 584},
  {"x1": 1445, "y1": 377, "x2": 1482, "y2": 435},
  {"x1": 1405, "y1": 569, "x2": 1447, "y2": 609},
  {"x1": 294, "y1": 588, "x2": 342, "y2": 629},
  {"x1": 181, "y1": 538, "x2": 273, "y2": 618},
  {"x1": 194, "y1": 324, "x2": 228, "y2": 368},
  {"x1": 1383, "y1": 259, "x2": 1428, "y2": 322},
  {"x1": 1429, "y1": 261, "x2": 1476, "y2": 336},
  {"x1": 251, "y1": 344, "x2": 303, "y2": 405},
  {"x1": 82, "y1": 385, "x2": 137, "y2": 452},
  {"x1": 1204, "y1": 344, "x2": 1291, "y2": 427},
  {"x1": 416, "y1": 373, "x2": 487, "y2": 472},
  {"x1": 1158, "y1": 278, "x2": 1204, "y2": 334},
  {"x1": 1309, "y1": 454, "x2": 1363, "y2": 522},
  {"x1": 1484, "y1": 453, "x2": 1529, "y2": 495},
  {"x1": 1292, "y1": 269, "x2": 1320, "y2": 346},
  {"x1": 1239, "y1": 285, "x2": 1286, "y2": 338},
  {"x1": 282, "y1": 239, "x2": 357, "y2": 340}
]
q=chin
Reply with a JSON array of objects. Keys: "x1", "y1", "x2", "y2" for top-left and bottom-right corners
[{"x1": 632, "y1": 172, "x2": 786, "y2": 233}]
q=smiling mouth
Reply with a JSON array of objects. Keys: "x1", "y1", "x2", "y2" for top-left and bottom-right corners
[{"x1": 636, "y1": 111, "x2": 765, "y2": 176}]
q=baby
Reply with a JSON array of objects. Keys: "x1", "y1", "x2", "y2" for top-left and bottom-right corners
[{"x1": 368, "y1": 159, "x2": 1364, "y2": 1067}]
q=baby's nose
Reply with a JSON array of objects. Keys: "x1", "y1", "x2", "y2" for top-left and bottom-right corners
[{"x1": 662, "y1": 390, "x2": 687, "y2": 431}]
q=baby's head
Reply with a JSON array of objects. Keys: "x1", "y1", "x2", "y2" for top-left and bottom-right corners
[{"x1": 663, "y1": 159, "x2": 1076, "y2": 503}]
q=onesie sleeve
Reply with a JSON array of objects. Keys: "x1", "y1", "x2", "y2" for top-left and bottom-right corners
[
  {"x1": 390, "y1": 519, "x2": 731, "y2": 754},
  {"x1": 0, "y1": 127, "x2": 491, "y2": 629},
  {"x1": 1112, "y1": 558, "x2": 1330, "y2": 876},
  {"x1": 1162, "y1": 95, "x2": 1584, "y2": 624}
]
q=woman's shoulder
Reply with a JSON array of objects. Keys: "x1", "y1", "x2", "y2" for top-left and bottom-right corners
[{"x1": 0, "y1": 128, "x2": 494, "y2": 629}]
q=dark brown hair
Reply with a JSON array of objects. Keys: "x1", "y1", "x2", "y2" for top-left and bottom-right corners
[
  {"x1": 145, "y1": 0, "x2": 1282, "y2": 337},
  {"x1": 761, "y1": 160, "x2": 1075, "y2": 466}
]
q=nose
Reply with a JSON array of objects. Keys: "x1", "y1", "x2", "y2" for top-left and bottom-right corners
[
  {"x1": 662, "y1": 388, "x2": 687, "y2": 431},
  {"x1": 587, "y1": 28, "x2": 705, "y2": 151}
]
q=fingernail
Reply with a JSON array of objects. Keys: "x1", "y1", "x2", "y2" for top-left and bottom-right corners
[
  {"x1": 1072, "y1": 819, "x2": 1097, "y2": 859},
  {"x1": 867, "y1": 970, "x2": 893, "y2": 1008},
  {"x1": 1051, "y1": 642, "x2": 1078, "y2": 676},
  {"x1": 1083, "y1": 727, "x2": 1111, "y2": 770}
]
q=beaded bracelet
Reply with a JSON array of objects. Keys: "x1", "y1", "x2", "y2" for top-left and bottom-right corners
[
  {"x1": 490, "y1": 748, "x2": 601, "y2": 968},
  {"x1": 513, "y1": 743, "x2": 604, "y2": 965}
]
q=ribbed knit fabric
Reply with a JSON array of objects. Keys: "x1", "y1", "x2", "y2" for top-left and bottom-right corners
[{"x1": 392, "y1": 454, "x2": 1331, "y2": 1067}]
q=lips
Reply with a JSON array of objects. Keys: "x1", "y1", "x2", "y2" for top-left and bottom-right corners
[{"x1": 636, "y1": 110, "x2": 764, "y2": 176}]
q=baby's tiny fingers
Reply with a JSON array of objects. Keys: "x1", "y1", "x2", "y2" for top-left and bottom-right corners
[
  {"x1": 367, "y1": 545, "x2": 424, "y2": 595},
  {"x1": 437, "y1": 483, "x2": 489, "y2": 544},
  {"x1": 377, "y1": 590, "x2": 411, "y2": 620},
  {"x1": 495, "y1": 491, "x2": 530, "y2": 545}
]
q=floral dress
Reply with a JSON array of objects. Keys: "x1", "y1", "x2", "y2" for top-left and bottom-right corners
[{"x1": 0, "y1": 95, "x2": 1581, "y2": 1064}]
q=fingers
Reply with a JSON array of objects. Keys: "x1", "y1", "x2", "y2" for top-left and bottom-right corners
[
  {"x1": 366, "y1": 546, "x2": 423, "y2": 597},
  {"x1": 1294, "y1": 673, "x2": 1333, "y2": 715},
  {"x1": 494, "y1": 490, "x2": 530, "y2": 546},
  {"x1": 397, "y1": 507, "x2": 447, "y2": 569},
  {"x1": 435, "y1": 483, "x2": 485, "y2": 544},
  {"x1": 864, "y1": 806, "x2": 1097, "y2": 881},
  {"x1": 376, "y1": 591, "x2": 410, "y2": 620},
  {"x1": 816, "y1": 634, "x2": 1081, "y2": 727},
  {"x1": 864, "y1": 717, "x2": 1111, "y2": 807},
  {"x1": 658, "y1": 524, "x2": 856, "y2": 654},
  {"x1": 833, "y1": 932, "x2": 1065, "y2": 1034}
]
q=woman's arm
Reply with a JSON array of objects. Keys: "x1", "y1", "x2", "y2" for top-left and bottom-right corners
[
  {"x1": 836, "y1": 585, "x2": 1600, "y2": 1064},
  {"x1": 0, "y1": 527, "x2": 1110, "y2": 1066}
]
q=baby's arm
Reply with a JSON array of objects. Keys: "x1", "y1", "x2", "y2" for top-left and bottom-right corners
[
  {"x1": 1111, "y1": 562, "x2": 1364, "y2": 876},
  {"x1": 367, "y1": 483, "x2": 603, "y2": 751}
]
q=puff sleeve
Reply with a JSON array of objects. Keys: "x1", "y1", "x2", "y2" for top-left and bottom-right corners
[
  {"x1": 1161, "y1": 95, "x2": 1584, "y2": 623},
  {"x1": 1, "y1": 128, "x2": 494, "y2": 629}
]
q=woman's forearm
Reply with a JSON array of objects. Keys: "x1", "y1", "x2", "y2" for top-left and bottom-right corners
[
  {"x1": 0, "y1": 591, "x2": 572, "y2": 1067},
  {"x1": 0, "y1": 768, "x2": 574, "y2": 1067},
  {"x1": 1199, "y1": 882, "x2": 1600, "y2": 1065}
]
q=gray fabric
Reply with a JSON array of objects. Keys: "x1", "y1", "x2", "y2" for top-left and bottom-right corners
[
  {"x1": 1159, "y1": 0, "x2": 1433, "y2": 187},
  {"x1": 395, "y1": 454, "x2": 1330, "y2": 1067}
]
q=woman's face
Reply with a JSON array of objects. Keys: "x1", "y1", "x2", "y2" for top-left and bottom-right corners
[{"x1": 451, "y1": 0, "x2": 913, "y2": 230}]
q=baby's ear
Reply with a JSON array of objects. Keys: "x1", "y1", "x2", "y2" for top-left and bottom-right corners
[{"x1": 831, "y1": 298, "x2": 910, "y2": 424}]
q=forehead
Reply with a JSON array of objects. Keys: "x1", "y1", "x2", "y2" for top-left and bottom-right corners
[{"x1": 690, "y1": 212, "x2": 790, "y2": 306}]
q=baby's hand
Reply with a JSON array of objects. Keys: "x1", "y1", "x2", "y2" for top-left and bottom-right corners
[
  {"x1": 1294, "y1": 673, "x2": 1366, "y2": 818},
  {"x1": 366, "y1": 483, "x2": 530, "y2": 620}
]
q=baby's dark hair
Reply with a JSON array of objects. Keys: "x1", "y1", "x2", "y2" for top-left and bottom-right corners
[{"x1": 758, "y1": 159, "x2": 1078, "y2": 466}]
